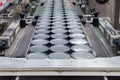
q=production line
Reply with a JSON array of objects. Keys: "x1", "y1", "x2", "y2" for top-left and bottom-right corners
[
  {"x1": 26, "y1": 0, "x2": 95, "y2": 59},
  {"x1": 1, "y1": 0, "x2": 120, "y2": 78}
]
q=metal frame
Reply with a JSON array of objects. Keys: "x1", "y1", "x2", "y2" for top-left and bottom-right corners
[{"x1": 0, "y1": 57, "x2": 120, "y2": 76}]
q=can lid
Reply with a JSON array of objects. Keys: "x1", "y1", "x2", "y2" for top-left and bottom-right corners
[
  {"x1": 31, "y1": 39, "x2": 49, "y2": 45},
  {"x1": 68, "y1": 29, "x2": 83, "y2": 33},
  {"x1": 69, "y1": 34, "x2": 85, "y2": 39},
  {"x1": 51, "y1": 34, "x2": 68, "y2": 39},
  {"x1": 35, "y1": 29, "x2": 50, "y2": 34},
  {"x1": 51, "y1": 29, "x2": 67, "y2": 33},
  {"x1": 50, "y1": 45, "x2": 70, "y2": 52},
  {"x1": 48, "y1": 53, "x2": 71, "y2": 59},
  {"x1": 70, "y1": 39, "x2": 88, "y2": 45},
  {"x1": 27, "y1": 53, "x2": 48, "y2": 59},
  {"x1": 50, "y1": 39, "x2": 68, "y2": 45},
  {"x1": 71, "y1": 45, "x2": 91, "y2": 52},
  {"x1": 29, "y1": 45, "x2": 49, "y2": 53},
  {"x1": 72, "y1": 51, "x2": 95, "y2": 59},
  {"x1": 33, "y1": 34, "x2": 49, "y2": 39}
]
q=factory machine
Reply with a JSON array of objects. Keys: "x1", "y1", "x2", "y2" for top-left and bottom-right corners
[
  {"x1": 0, "y1": 20, "x2": 20, "y2": 48},
  {"x1": 0, "y1": 0, "x2": 120, "y2": 77},
  {"x1": 99, "y1": 18, "x2": 120, "y2": 46},
  {"x1": 77, "y1": 9, "x2": 120, "y2": 52}
]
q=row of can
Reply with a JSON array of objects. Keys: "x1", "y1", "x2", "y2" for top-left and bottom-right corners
[{"x1": 27, "y1": 0, "x2": 95, "y2": 59}]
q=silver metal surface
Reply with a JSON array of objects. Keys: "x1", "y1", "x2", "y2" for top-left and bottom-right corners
[
  {"x1": 67, "y1": 25, "x2": 82, "y2": 29},
  {"x1": 37, "y1": 22, "x2": 51, "y2": 26},
  {"x1": 69, "y1": 33, "x2": 86, "y2": 39},
  {"x1": 29, "y1": 45, "x2": 49, "y2": 53},
  {"x1": 31, "y1": 39, "x2": 49, "y2": 45},
  {"x1": 66, "y1": 19, "x2": 80, "y2": 22},
  {"x1": 52, "y1": 22, "x2": 65, "y2": 26},
  {"x1": 48, "y1": 53, "x2": 71, "y2": 59},
  {"x1": 52, "y1": 18, "x2": 65, "y2": 20},
  {"x1": 35, "y1": 29, "x2": 50, "y2": 34},
  {"x1": 68, "y1": 29, "x2": 83, "y2": 33},
  {"x1": 71, "y1": 45, "x2": 91, "y2": 52},
  {"x1": 71, "y1": 51, "x2": 95, "y2": 59},
  {"x1": 51, "y1": 29, "x2": 67, "y2": 33},
  {"x1": 36, "y1": 25, "x2": 50, "y2": 29},
  {"x1": 50, "y1": 39, "x2": 68, "y2": 45},
  {"x1": 50, "y1": 45, "x2": 70, "y2": 52},
  {"x1": 0, "y1": 57, "x2": 120, "y2": 76},
  {"x1": 26, "y1": 53, "x2": 48, "y2": 59},
  {"x1": 38, "y1": 19, "x2": 51, "y2": 22},
  {"x1": 51, "y1": 25, "x2": 66, "y2": 29},
  {"x1": 51, "y1": 34, "x2": 68, "y2": 39},
  {"x1": 33, "y1": 34, "x2": 49, "y2": 39},
  {"x1": 70, "y1": 39, "x2": 88, "y2": 45}
]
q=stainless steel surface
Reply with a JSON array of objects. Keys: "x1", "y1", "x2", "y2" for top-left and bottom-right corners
[
  {"x1": 71, "y1": 51, "x2": 95, "y2": 59},
  {"x1": 39, "y1": 22, "x2": 51, "y2": 25},
  {"x1": 27, "y1": 53, "x2": 48, "y2": 59},
  {"x1": 69, "y1": 34, "x2": 86, "y2": 39},
  {"x1": 29, "y1": 45, "x2": 49, "y2": 53},
  {"x1": 36, "y1": 25, "x2": 50, "y2": 29},
  {"x1": 33, "y1": 34, "x2": 49, "y2": 39},
  {"x1": 50, "y1": 45, "x2": 70, "y2": 52},
  {"x1": 35, "y1": 29, "x2": 50, "y2": 34},
  {"x1": 71, "y1": 45, "x2": 91, "y2": 52},
  {"x1": 31, "y1": 39, "x2": 49, "y2": 45},
  {"x1": 50, "y1": 39, "x2": 68, "y2": 45},
  {"x1": 67, "y1": 22, "x2": 81, "y2": 25},
  {"x1": 0, "y1": 57, "x2": 120, "y2": 76},
  {"x1": 51, "y1": 29, "x2": 67, "y2": 33},
  {"x1": 68, "y1": 29, "x2": 84, "y2": 33},
  {"x1": 48, "y1": 53, "x2": 71, "y2": 59},
  {"x1": 36, "y1": 26, "x2": 50, "y2": 30},
  {"x1": 51, "y1": 25, "x2": 66, "y2": 29},
  {"x1": 51, "y1": 34, "x2": 68, "y2": 39},
  {"x1": 67, "y1": 25, "x2": 82, "y2": 29},
  {"x1": 70, "y1": 39, "x2": 88, "y2": 45}
]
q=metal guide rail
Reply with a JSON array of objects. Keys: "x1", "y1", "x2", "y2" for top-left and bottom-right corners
[
  {"x1": 0, "y1": 57, "x2": 119, "y2": 76},
  {"x1": 0, "y1": 0, "x2": 120, "y2": 76}
]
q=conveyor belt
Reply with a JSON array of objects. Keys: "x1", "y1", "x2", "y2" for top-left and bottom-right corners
[
  {"x1": 73, "y1": 5, "x2": 113, "y2": 57},
  {"x1": 26, "y1": 0, "x2": 95, "y2": 59}
]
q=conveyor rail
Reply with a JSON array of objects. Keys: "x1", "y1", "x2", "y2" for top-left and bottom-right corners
[{"x1": 0, "y1": 57, "x2": 119, "y2": 76}]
